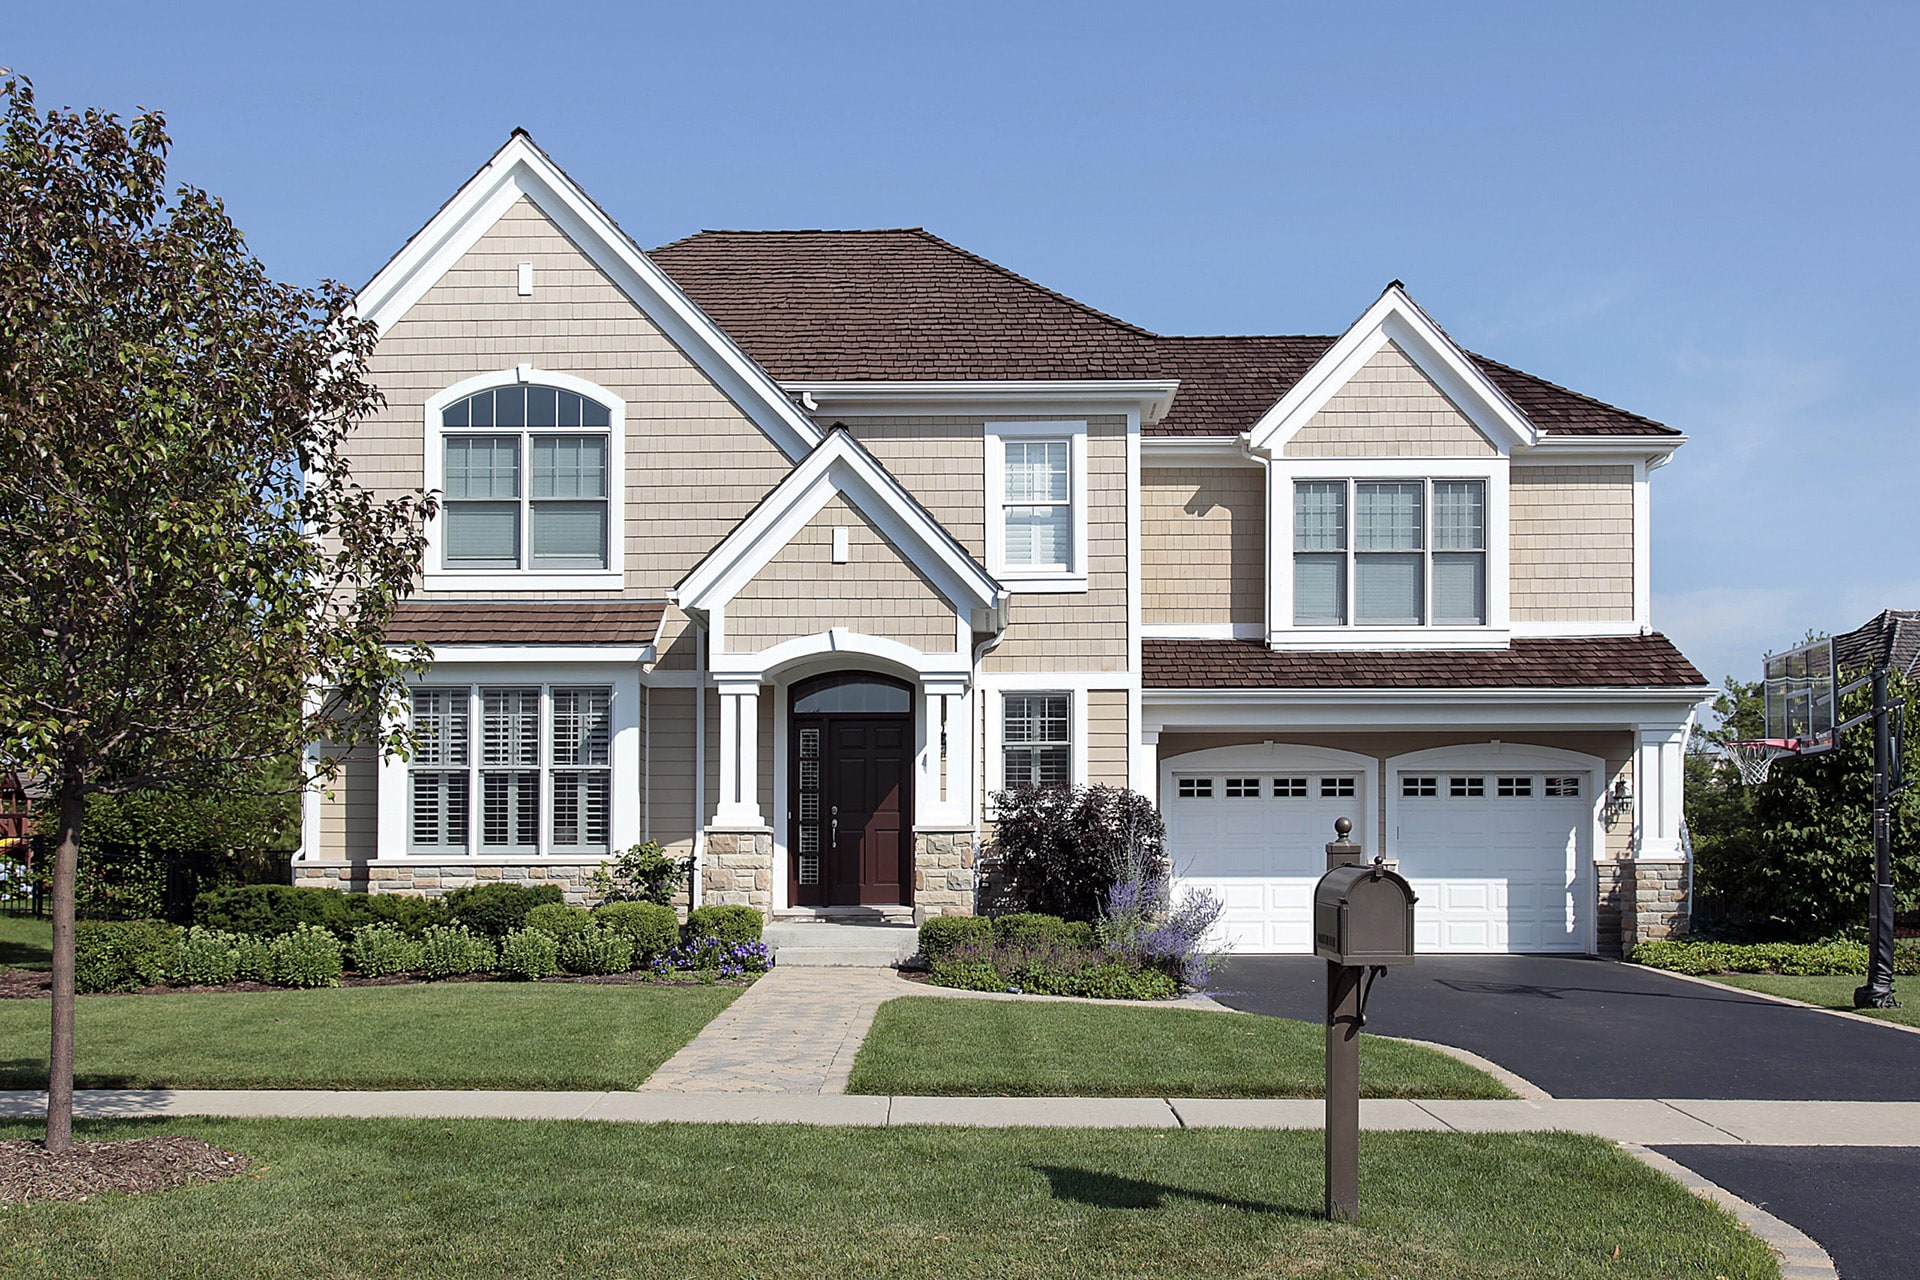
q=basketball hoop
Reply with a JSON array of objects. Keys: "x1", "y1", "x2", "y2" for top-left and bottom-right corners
[{"x1": 1725, "y1": 739, "x2": 1800, "y2": 786}]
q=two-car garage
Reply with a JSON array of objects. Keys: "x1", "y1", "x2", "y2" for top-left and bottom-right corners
[{"x1": 1165, "y1": 744, "x2": 1598, "y2": 954}]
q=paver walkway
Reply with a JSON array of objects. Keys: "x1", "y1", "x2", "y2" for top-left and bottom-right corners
[{"x1": 641, "y1": 967, "x2": 905, "y2": 1094}]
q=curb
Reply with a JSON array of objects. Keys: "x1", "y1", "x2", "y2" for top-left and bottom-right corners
[
  {"x1": 1631, "y1": 964, "x2": 1920, "y2": 1038},
  {"x1": 1384, "y1": 1035, "x2": 1552, "y2": 1101},
  {"x1": 1621, "y1": 1144, "x2": 1837, "y2": 1280}
]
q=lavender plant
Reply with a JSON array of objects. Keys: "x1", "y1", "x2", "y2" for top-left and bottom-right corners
[{"x1": 1097, "y1": 840, "x2": 1227, "y2": 987}]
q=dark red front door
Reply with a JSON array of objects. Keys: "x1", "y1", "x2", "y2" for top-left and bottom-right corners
[{"x1": 790, "y1": 709, "x2": 912, "y2": 907}]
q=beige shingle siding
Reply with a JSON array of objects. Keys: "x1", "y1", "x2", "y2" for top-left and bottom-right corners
[
  {"x1": 842, "y1": 417, "x2": 986, "y2": 556},
  {"x1": 647, "y1": 687, "x2": 698, "y2": 859},
  {"x1": 317, "y1": 745, "x2": 378, "y2": 859},
  {"x1": 1510, "y1": 465, "x2": 1635, "y2": 622},
  {"x1": 356, "y1": 196, "x2": 791, "y2": 602},
  {"x1": 1283, "y1": 342, "x2": 1497, "y2": 458},
  {"x1": 1086, "y1": 689, "x2": 1131, "y2": 787},
  {"x1": 726, "y1": 493, "x2": 959, "y2": 654},
  {"x1": 1142, "y1": 466, "x2": 1265, "y2": 628},
  {"x1": 988, "y1": 414, "x2": 1131, "y2": 672}
]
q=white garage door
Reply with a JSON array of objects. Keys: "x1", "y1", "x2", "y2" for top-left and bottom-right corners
[
  {"x1": 1165, "y1": 768, "x2": 1367, "y2": 953},
  {"x1": 1393, "y1": 769, "x2": 1591, "y2": 953}
]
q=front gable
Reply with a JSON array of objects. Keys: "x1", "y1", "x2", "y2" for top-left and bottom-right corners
[{"x1": 1283, "y1": 341, "x2": 1498, "y2": 458}]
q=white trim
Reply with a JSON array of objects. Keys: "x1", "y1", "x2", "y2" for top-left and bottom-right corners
[
  {"x1": 1632, "y1": 458, "x2": 1652, "y2": 631},
  {"x1": 1522, "y1": 437, "x2": 1688, "y2": 463},
  {"x1": 1144, "y1": 687, "x2": 1711, "y2": 736},
  {"x1": 984, "y1": 419, "x2": 1089, "y2": 593},
  {"x1": 1509, "y1": 620, "x2": 1648, "y2": 639},
  {"x1": 1142, "y1": 622, "x2": 1266, "y2": 640},
  {"x1": 712, "y1": 628, "x2": 975, "y2": 685},
  {"x1": 675, "y1": 430, "x2": 1001, "y2": 621},
  {"x1": 422, "y1": 368, "x2": 627, "y2": 592},
  {"x1": 355, "y1": 133, "x2": 822, "y2": 463},
  {"x1": 1267, "y1": 458, "x2": 1510, "y2": 648},
  {"x1": 1124, "y1": 406, "x2": 1146, "y2": 795},
  {"x1": 789, "y1": 380, "x2": 1179, "y2": 424},
  {"x1": 1246, "y1": 284, "x2": 1536, "y2": 457},
  {"x1": 410, "y1": 645, "x2": 653, "y2": 666},
  {"x1": 1140, "y1": 436, "x2": 1259, "y2": 467}
]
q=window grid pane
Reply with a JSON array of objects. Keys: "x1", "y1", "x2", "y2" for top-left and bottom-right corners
[
  {"x1": 1432, "y1": 552, "x2": 1486, "y2": 626},
  {"x1": 481, "y1": 689, "x2": 540, "y2": 766},
  {"x1": 1004, "y1": 441, "x2": 1068, "y2": 502},
  {"x1": 1354, "y1": 553, "x2": 1423, "y2": 625},
  {"x1": 481, "y1": 771, "x2": 539, "y2": 848},
  {"x1": 411, "y1": 690, "x2": 469, "y2": 767},
  {"x1": 409, "y1": 771, "x2": 469, "y2": 848},
  {"x1": 1293, "y1": 482, "x2": 1347, "y2": 551},
  {"x1": 439, "y1": 387, "x2": 612, "y2": 577},
  {"x1": 1432, "y1": 481, "x2": 1485, "y2": 551},
  {"x1": 530, "y1": 501, "x2": 608, "y2": 570},
  {"x1": 1293, "y1": 553, "x2": 1346, "y2": 625},
  {"x1": 444, "y1": 436, "x2": 519, "y2": 500},
  {"x1": 531, "y1": 435, "x2": 608, "y2": 499},
  {"x1": 551, "y1": 770, "x2": 610, "y2": 850},
  {"x1": 552, "y1": 688, "x2": 611, "y2": 766},
  {"x1": 1355, "y1": 483, "x2": 1423, "y2": 551},
  {"x1": 1004, "y1": 693, "x2": 1070, "y2": 789},
  {"x1": 1003, "y1": 505, "x2": 1069, "y2": 567}
]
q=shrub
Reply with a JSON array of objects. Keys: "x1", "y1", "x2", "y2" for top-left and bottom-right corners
[
  {"x1": 984, "y1": 784, "x2": 1166, "y2": 922},
  {"x1": 269, "y1": 923, "x2": 344, "y2": 988},
  {"x1": 1097, "y1": 856, "x2": 1227, "y2": 988},
  {"x1": 75, "y1": 920, "x2": 182, "y2": 994},
  {"x1": 173, "y1": 926, "x2": 245, "y2": 986},
  {"x1": 353, "y1": 894, "x2": 451, "y2": 938},
  {"x1": 1631, "y1": 937, "x2": 1920, "y2": 978},
  {"x1": 593, "y1": 901, "x2": 678, "y2": 964},
  {"x1": 919, "y1": 915, "x2": 992, "y2": 963},
  {"x1": 684, "y1": 904, "x2": 763, "y2": 944},
  {"x1": 590, "y1": 840, "x2": 693, "y2": 906},
  {"x1": 559, "y1": 927, "x2": 634, "y2": 976},
  {"x1": 992, "y1": 912, "x2": 1095, "y2": 950},
  {"x1": 1073, "y1": 962, "x2": 1178, "y2": 1001},
  {"x1": 235, "y1": 936, "x2": 276, "y2": 983},
  {"x1": 498, "y1": 928, "x2": 562, "y2": 981},
  {"x1": 523, "y1": 902, "x2": 593, "y2": 941},
  {"x1": 444, "y1": 882, "x2": 564, "y2": 938},
  {"x1": 193, "y1": 884, "x2": 357, "y2": 938},
  {"x1": 923, "y1": 936, "x2": 1176, "y2": 1001},
  {"x1": 654, "y1": 935, "x2": 771, "y2": 978},
  {"x1": 349, "y1": 923, "x2": 423, "y2": 978},
  {"x1": 418, "y1": 924, "x2": 497, "y2": 979}
]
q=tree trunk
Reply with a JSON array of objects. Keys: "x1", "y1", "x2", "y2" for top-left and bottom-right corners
[{"x1": 45, "y1": 781, "x2": 82, "y2": 1154}]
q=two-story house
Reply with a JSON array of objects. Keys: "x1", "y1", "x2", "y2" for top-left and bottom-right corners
[{"x1": 297, "y1": 133, "x2": 1708, "y2": 956}]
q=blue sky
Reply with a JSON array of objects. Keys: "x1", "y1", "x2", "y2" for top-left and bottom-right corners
[{"x1": 11, "y1": 2, "x2": 1917, "y2": 689}]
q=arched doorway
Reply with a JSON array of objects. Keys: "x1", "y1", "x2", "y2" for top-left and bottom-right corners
[{"x1": 788, "y1": 672, "x2": 915, "y2": 907}]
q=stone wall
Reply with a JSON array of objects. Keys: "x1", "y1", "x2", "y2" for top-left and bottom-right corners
[
  {"x1": 1597, "y1": 860, "x2": 1691, "y2": 956},
  {"x1": 292, "y1": 860, "x2": 600, "y2": 905},
  {"x1": 913, "y1": 829, "x2": 977, "y2": 917},
  {"x1": 701, "y1": 829, "x2": 772, "y2": 917}
]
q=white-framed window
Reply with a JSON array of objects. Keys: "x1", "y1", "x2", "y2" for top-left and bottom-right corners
[
  {"x1": 985, "y1": 421, "x2": 1088, "y2": 592},
  {"x1": 424, "y1": 372, "x2": 625, "y2": 591},
  {"x1": 1292, "y1": 478, "x2": 1488, "y2": 628},
  {"x1": 406, "y1": 683, "x2": 613, "y2": 855},
  {"x1": 1002, "y1": 691, "x2": 1071, "y2": 788}
]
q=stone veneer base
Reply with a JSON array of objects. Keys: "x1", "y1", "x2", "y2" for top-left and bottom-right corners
[
  {"x1": 911, "y1": 829, "x2": 977, "y2": 917},
  {"x1": 701, "y1": 829, "x2": 773, "y2": 917},
  {"x1": 293, "y1": 860, "x2": 603, "y2": 906},
  {"x1": 1598, "y1": 859, "x2": 1691, "y2": 957}
]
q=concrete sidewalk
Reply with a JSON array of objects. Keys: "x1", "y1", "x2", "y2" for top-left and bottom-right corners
[{"x1": 6, "y1": 1088, "x2": 1920, "y2": 1144}]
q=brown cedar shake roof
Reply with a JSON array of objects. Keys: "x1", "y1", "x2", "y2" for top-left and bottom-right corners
[
  {"x1": 648, "y1": 229, "x2": 1677, "y2": 439},
  {"x1": 1834, "y1": 609, "x2": 1920, "y2": 678},
  {"x1": 1143, "y1": 635, "x2": 1706, "y2": 690},
  {"x1": 389, "y1": 601, "x2": 665, "y2": 647}
]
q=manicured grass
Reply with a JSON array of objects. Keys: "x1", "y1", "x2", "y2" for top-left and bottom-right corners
[
  {"x1": 0, "y1": 912, "x2": 52, "y2": 970},
  {"x1": 846, "y1": 997, "x2": 1513, "y2": 1099},
  {"x1": 0, "y1": 1117, "x2": 1777, "y2": 1279},
  {"x1": 0, "y1": 982, "x2": 738, "y2": 1089},
  {"x1": 1708, "y1": 973, "x2": 1920, "y2": 1028}
]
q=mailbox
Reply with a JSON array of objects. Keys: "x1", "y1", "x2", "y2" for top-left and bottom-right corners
[{"x1": 1313, "y1": 859, "x2": 1417, "y2": 966}]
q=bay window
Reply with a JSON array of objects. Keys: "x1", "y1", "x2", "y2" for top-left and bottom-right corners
[{"x1": 1293, "y1": 478, "x2": 1487, "y2": 627}]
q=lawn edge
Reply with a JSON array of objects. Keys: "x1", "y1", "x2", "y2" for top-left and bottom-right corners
[
  {"x1": 1630, "y1": 966, "x2": 1920, "y2": 1039},
  {"x1": 1621, "y1": 1144, "x2": 1835, "y2": 1280},
  {"x1": 1381, "y1": 1035, "x2": 1542, "y2": 1100}
]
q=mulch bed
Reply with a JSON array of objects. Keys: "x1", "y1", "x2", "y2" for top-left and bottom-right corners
[
  {"x1": 0, "y1": 967, "x2": 753, "y2": 1000},
  {"x1": 0, "y1": 1136, "x2": 248, "y2": 1203}
]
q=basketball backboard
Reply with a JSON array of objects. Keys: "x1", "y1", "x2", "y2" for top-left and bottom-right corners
[{"x1": 1764, "y1": 636, "x2": 1838, "y2": 751}]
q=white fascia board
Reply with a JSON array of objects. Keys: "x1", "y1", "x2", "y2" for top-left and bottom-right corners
[
  {"x1": 1140, "y1": 436, "x2": 1262, "y2": 467},
  {"x1": 1246, "y1": 285, "x2": 1537, "y2": 457},
  {"x1": 789, "y1": 380, "x2": 1181, "y2": 424},
  {"x1": 400, "y1": 646, "x2": 654, "y2": 666},
  {"x1": 353, "y1": 134, "x2": 822, "y2": 463},
  {"x1": 674, "y1": 431, "x2": 1002, "y2": 616},
  {"x1": 1520, "y1": 436, "x2": 1688, "y2": 465}
]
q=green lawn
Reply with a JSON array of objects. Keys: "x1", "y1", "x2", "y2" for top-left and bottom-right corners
[
  {"x1": 0, "y1": 912, "x2": 52, "y2": 970},
  {"x1": 847, "y1": 997, "x2": 1513, "y2": 1099},
  {"x1": 0, "y1": 982, "x2": 737, "y2": 1089},
  {"x1": 0, "y1": 1118, "x2": 1777, "y2": 1279},
  {"x1": 1708, "y1": 973, "x2": 1920, "y2": 1028}
]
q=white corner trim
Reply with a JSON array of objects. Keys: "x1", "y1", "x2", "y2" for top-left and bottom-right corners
[
  {"x1": 984, "y1": 419, "x2": 1089, "y2": 593},
  {"x1": 789, "y1": 379, "x2": 1180, "y2": 424},
  {"x1": 674, "y1": 431, "x2": 1001, "y2": 619},
  {"x1": 354, "y1": 133, "x2": 822, "y2": 463},
  {"x1": 1245, "y1": 284, "x2": 1537, "y2": 457}
]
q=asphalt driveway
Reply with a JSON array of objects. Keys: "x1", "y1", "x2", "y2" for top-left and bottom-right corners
[{"x1": 1207, "y1": 955, "x2": 1920, "y2": 1100}]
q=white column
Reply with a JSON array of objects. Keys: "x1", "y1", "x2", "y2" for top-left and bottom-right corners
[
  {"x1": 1135, "y1": 727, "x2": 1161, "y2": 806},
  {"x1": 1635, "y1": 722, "x2": 1689, "y2": 861},
  {"x1": 713, "y1": 679, "x2": 763, "y2": 827},
  {"x1": 920, "y1": 680, "x2": 971, "y2": 827}
]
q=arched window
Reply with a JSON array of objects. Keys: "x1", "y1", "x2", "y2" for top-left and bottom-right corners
[
  {"x1": 790, "y1": 672, "x2": 913, "y2": 715},
  {"x1": 440, "y1": 384, "x2": 613, "y2": 571}
]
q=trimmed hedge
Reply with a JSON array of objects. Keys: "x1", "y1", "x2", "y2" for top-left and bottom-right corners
[
  {"x1": 76, "y1": 920, "x2": 182, "y2": 994},
  {"x1": 992, "y1": 912, "x2": 1096, "y2": 951},
  {"x1": 1631, "y1": 937, "x2": 1920, "y2": 977},
  {"x1": 593, "y1": 901, "x2": 678, "y2": 962},
  {"x1": 193, "y1": 884, "x2": 451, "y2": 940},
  {"x1": 926, "y1": 939, "x2": 1177, "y2": 1001},
  {"x1": 919, "y1": 915, "x2": 992, "y2": 962},
  {"x1": 523, "y1": 902, "x2": 593, "y2": 941},
  {"x1": 349, "y1": 923, "x2": 424, "y2": 978},
  {"x1": 559, "y1": 927, "x2": 633, "y2": 976},
  {"x1": 684, "y1": 904, "x2": 763, "y2": 944},
  {"x1": 444, "y1": 883, "x2": 564, "y2": 938},
  {"x1": 498, "y1": 928, "x2": 561, "y2": 980}
]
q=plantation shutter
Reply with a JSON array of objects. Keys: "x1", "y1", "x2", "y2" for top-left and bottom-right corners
[
  {"x1": 1003, "y1": 693, "x2": 1070, "y2": 788},
  {"x1": 551, "y1": 687, "x2": 612, "y2": 852},
  {"x1": 480, "y1": 688, "x2": 540, "y2": 851}
]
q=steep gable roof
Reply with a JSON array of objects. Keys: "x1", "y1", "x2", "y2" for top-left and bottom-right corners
[
  {"x1": 649, "y1": 228, "x2": 1679, "y2": 440},
  {"x1": 1835, "y1": 609, "x2": 1920, "y2": 678}
]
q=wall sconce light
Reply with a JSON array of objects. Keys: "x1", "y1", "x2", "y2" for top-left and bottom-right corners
[{"x1": 1605, "y1": 777, "x2": 1634, "y2": 825}]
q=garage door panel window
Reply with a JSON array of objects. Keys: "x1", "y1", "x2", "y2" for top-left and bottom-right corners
[
  {"x1": 1545, "y1": 776, "x2": 1582, "y2": 797},
  {"x1": 1226, "y1": 777, "x2": 1261, "y2": 798},
  {"x1": 1272, "y1": 776, "x2": 1308, "y2": 798},
  {"x1": 1402, "y1": 775, "x2": 1438, "y2": 797},
  {"x1": 1497, "y1": 776, "x2": 1533, "y2": 798},
  {"x1": 1449, "y1": 776, "x2": 1485, "y2": 798},
  {"x1": 1177, "y1": 777, "x2": 1212, "y2": 798}
]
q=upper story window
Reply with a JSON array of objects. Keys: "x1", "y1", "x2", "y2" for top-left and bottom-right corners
[
  {"x1": 441, "y1": 385, "x2": 612, "y2": 572},
  {"x1": 1293, "y1": 478, "x2": 1486, "y2": 627},
  {"x1": 985, "y1": 421, "x2": 1088, "y2": 592}
]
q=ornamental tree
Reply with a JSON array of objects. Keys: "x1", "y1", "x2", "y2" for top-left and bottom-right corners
[{"x1": 0, "y1": 75, "x2": 433, "y2": 1151}]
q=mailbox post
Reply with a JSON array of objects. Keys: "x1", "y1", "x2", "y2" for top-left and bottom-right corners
[{"x1": 1313, "y1": 821, "x2": 1416, "y2": 1223}]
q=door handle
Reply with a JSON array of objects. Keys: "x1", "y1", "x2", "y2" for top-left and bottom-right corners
[{"x1": 831, "y1": 805, "x2": 839, "y2": 849}]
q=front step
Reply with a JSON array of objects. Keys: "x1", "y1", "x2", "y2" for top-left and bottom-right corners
[{"x1": 763, "y1": 920, "x2": 919, "y2": 968}]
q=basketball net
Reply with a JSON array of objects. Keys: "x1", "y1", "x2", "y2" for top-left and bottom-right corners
[{"x1": 1725, "y1": 740, "x2": 1798, "y2": 787}]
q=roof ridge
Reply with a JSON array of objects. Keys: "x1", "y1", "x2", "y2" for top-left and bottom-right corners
[{"x1": 1466, "y1": 349, "x2": 1670, "y2": 433}]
